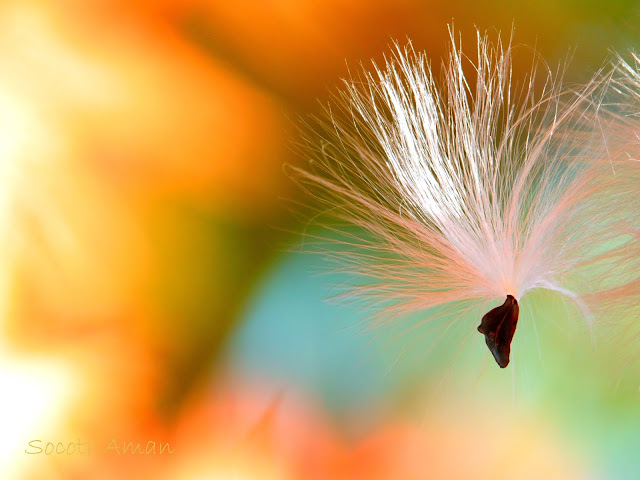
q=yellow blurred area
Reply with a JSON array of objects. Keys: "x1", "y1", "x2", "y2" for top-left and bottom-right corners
[
  {"x1": 0, "y1": 0, "x2": 635, "y2": 478},
  {"x1": 0, "y1": 356, "x2": 75, "y2": 479}
]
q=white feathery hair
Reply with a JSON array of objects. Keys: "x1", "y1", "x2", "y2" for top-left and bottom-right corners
[
  {"x1": 590, "y1": 51, "x2": 640, "y2": 316},
  {"x1": 614, "y1": 50, "x2": 640, "y2": 106},
  {"x1": 291, "y1": 28, "x2": 640, "y2": 334}
]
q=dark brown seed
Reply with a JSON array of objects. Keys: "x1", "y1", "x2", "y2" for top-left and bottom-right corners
[{"x1": 477, "y1": 295, "x2": 519, "y2": 368}]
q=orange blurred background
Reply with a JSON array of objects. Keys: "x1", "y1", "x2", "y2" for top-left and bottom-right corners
[{"x1": 2, "y1": 1, "x2": 640, "y2": 479}]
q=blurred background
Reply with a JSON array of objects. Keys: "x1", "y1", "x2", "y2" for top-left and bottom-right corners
[{"x1": 2, "y1": 1, "x2": 640, "y2": 479}]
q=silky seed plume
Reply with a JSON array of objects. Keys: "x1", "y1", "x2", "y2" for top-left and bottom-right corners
[{"x1": 291, "y1": 28, "x2": 640, "y2": 368}]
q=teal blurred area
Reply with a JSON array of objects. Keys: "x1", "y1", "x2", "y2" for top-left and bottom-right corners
[
  {"x1": 224, "y1": 249, "x2": 393, "y2": 428},
  {"x1": 225, "y1": 243, "x2": 640, "y2": 478}
]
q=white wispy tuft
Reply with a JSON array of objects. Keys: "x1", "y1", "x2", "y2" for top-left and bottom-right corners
[
  {"x1": 590, "y1": 52, "x2": 640, "y2": 316},
  {"x1": 290, "y1": 28, "x2": 640, "y2": 363}
]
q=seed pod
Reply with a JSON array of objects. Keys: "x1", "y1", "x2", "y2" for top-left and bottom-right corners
[{"x1": 478, "y1": 296, "x2": 519, "y2": 368}]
